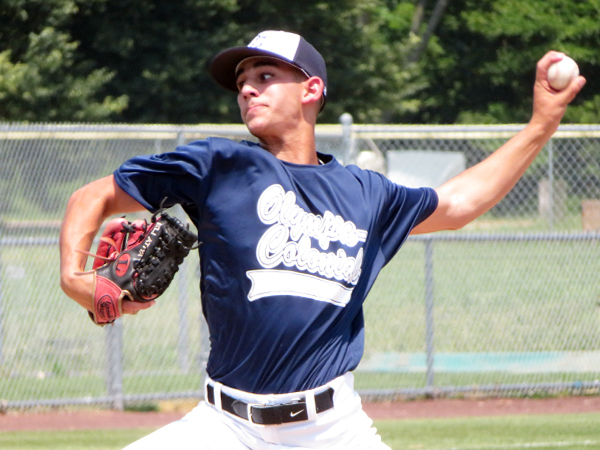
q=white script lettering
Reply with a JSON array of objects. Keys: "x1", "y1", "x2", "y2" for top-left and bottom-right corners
[{"x1": 255, "y1": 184, "x2": 367, "y2": 286}]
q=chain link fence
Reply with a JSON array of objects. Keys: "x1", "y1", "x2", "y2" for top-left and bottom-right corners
[{"x1": 1, "y1": 121, "x2": 599, "y2": 411}]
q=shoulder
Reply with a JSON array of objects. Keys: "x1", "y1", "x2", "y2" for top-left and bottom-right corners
[
  {"x1": 345, "y1": 163, "x2": 438, "y2": 208},
  {"x1": 166, "y1": 138, "x2": 272, "y2": 167},
  {"x1": 183, "y1": 137, "x2": 260, "y2": 154},
  {"x1": 344, "y1": 163, "x2": 390, "y2": 189},
  {"x1": 189, "y1": 138, "x2": 274, "y2": 162}
]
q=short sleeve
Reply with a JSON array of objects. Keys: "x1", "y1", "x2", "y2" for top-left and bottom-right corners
[
  {"x1": 374, "y1": 173, "x2": 438, "y2": 262},
  {"x1": 114, "y1": 140, "x2": 213, "y2": 212}
]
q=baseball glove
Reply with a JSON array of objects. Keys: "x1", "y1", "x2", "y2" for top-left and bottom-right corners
[{"x1": 80, "y1": 209, "x2": 198, "y2": 326}]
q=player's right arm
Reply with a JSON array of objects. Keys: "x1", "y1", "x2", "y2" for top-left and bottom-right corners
[
  {"x1": 411, "y1": 51, "x2": 585, "y2": 235},
  {"x1": 59, "y1": 175, "x2": 153, "y2": 315}
]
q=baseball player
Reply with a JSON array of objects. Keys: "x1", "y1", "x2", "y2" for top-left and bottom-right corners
[{"x1": 60, "y1": 30, "x2": 585, "y2": 449}]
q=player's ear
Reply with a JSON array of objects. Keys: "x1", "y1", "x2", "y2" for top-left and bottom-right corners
[{"x1": 301, "y1": 77, "x2": 325, "y2": 107}]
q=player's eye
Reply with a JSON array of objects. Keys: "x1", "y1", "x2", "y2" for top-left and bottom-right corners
[
  {"x1": 236, "y1": 78, "x2": 246, "y2": 91},
  {"x1": 236, "y1": 69, "x2": 275, "y2": 91}
]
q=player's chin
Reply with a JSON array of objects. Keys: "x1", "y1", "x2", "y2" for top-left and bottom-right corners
[
  {"x1": 242, "y1": 107, "x2": 265, "y2": 124},
  {"x1": 244, "y1": 117, "x2": 271, "y2": 138}
]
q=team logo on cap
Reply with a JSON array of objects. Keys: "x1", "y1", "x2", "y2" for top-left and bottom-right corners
[
  {"x1": 248, "y1": 33, "x2": 268, "y2": 49},
  {"x1": 247, "y1": 31, "x2": 301, "y2": 62}
]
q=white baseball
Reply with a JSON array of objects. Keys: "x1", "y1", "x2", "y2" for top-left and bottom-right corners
[{"x1": 547, "y1": 56, "x2": 579, "y2": 91}]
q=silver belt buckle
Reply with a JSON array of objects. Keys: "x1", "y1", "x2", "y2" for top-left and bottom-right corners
[{"x1": 246, "y1": 402, "x2": 261, "y2": 424}]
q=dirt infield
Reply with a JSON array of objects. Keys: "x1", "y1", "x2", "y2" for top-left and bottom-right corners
[{"x1": 2, "y1": 396, "x2": 600, "y2": 432}]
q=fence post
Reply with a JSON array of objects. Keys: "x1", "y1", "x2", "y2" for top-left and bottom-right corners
[
  {"x1": 340, "y1": 113, "x2": 355, "y2": 165},
  {"x1": 105, "y1": 319, "x2": 124, "y2": 410},
  {"x1": 547, "y1": 139, "x2": 555, "y2": 230},
  {"x1": 0, "y1": 223, "x2": 4, "y2": 365},
  {"x1": 199, "y1": 315, "x2": 210, "y2": 394},
  {"x1": 175, "y1": 131, "x2": 191, "y2": 373},
  {"x1": 177, "y1": 257, "x2": 190, "y2": 373},
  {"x1": 424, "y1": 238, "x2": 436, "y2": 394}
]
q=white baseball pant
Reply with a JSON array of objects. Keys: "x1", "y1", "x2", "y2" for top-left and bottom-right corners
[{"x1": 123, "y1": 372, "x2": 391, "y2": 449}]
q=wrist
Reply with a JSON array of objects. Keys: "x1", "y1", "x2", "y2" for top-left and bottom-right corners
[{"x1": 524, "y1": 118, "x2": 558, "y2": 145}]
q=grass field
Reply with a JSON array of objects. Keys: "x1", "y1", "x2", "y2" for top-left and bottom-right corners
[
  {"x1": 376, "y1": 413, "x2": 600, "y2": 450},
  {"x1": 2, "y1": 237, "x2": 600, "y2": 406},
  {"x1": 1, "y1": 413, "x2": 599, "y2": 449},
  {"x1": 3, "y1": 127, "x2": 600, "y2": 411}
]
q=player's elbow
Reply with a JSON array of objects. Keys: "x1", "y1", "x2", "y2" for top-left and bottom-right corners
[
  {"x1": 445, "y1": 220, "x2": 468, "y2": 231},
  {"x1": 447, "y1": 207, "x2": 491, "y2": 230},
  {"x1": 60, "y1": 276, "x2": 72, "y2": 298},
  {"x1": 435, "y1": 193, "x2": 475, "y2": 230},
  {"x1": 414, "y1": 189, "x2": 490, "y2": 234},
  {"x1": 59, "y1": 271, "x2": 78, "y2": 299},
  {"x1": 411, "y1": 212, "x2": 469, "y2": 234},
  {"x1": 60, "y1": 271, "x2": 94, "y2": 311},
  {"x1": 442, "y1": 189, "x2": 498, "y2": 230}
]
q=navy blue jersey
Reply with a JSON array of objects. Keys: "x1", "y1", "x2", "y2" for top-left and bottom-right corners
[{"x1": 114, "y1": 138, "x2": 438, "y2": 394}]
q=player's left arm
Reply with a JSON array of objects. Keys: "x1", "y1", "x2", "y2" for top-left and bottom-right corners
[
  {"x1": 60, "y1": 175, "x2": 152, "y2": 315},
  {"x1": 411, "y1": 51, "x2": 586, "y2": 235}
]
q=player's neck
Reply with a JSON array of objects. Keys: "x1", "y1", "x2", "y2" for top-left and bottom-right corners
[{"x1": 259, "y1": 125, "x2": 319, "y2": 165}]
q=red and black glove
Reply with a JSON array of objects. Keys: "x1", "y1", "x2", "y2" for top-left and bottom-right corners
[{"x1": 86, "y1": 211, "x2": 197, "y2": 325}]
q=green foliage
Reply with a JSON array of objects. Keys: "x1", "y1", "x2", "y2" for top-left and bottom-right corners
[
  {"x1": 0, "y1": 0, "x2": 127, "y2": 121},
  {"x1": 68, "y1": 0, "x2": 422, "y2": 124},
  {"x1": 410, "y1": 0, "x2": 600, "y2": 124},
  {"x1": 124, "y1": 402, "x2": 160, "y2": 412},
  {"x1": 1, "y1": 0, "x2": 600, "y2": 124},
  {"x1": 69, "y1": 0, "x2": 242, "y2": 123}
]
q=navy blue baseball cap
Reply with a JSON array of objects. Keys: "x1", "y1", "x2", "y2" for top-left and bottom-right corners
[{"x1": 209, "y1": 30, "x2": 328, "y2": 106}]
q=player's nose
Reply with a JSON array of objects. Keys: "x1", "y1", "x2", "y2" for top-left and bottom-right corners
[{"x1": 239, "y1": 82, "x2": 259, "y2": 99}]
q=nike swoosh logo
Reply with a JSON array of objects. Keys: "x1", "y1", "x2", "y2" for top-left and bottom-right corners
[{"x1": 290, "y1": 410, "x2": 304, "y2": 418}]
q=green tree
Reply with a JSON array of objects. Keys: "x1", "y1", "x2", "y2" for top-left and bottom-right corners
[
  {"x1": 408, "y1": 0, "x2": 600, "y2": 124},
  {"x1": 9, "y1": 0, "x2": 597, "y2": 126},
  {"x1": 0, "y1": 0, "x2": 127, "y2": 122},
  {"x1": 68, "y1": 0, "x2": 241, "y2": 124},
  {"x1": 69, "y1": 0, "x2": 424, "y2": 124}
]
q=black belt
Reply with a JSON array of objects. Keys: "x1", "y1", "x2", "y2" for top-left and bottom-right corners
[{"x1": 206, "y1": 384, "x2": 334, "y2": 425}]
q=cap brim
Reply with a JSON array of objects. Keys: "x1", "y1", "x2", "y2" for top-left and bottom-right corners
[{"x1": 209, "y1": 47, "x2": 301, "y2": 92}]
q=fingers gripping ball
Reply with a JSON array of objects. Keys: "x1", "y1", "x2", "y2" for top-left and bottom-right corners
[
  {"x1": 88, "y1": 212, "x2": 198, "y2": 326},
  {"x1": 547, "y1": 56, "x2": 579, "y2": 91}
]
